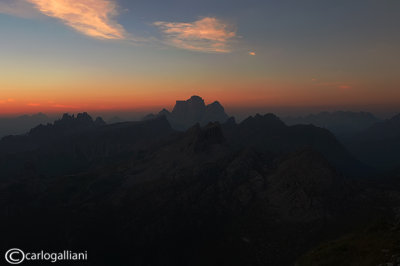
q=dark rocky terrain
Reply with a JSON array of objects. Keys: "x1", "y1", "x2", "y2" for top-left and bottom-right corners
[
  {"x1": 222, "y1": 114, "x2": 369, "y2": 177},
  {"x1": 1, "y1": 106, "x2": 400, "y2": 266},
  {"x1": 0, "y1": 113, "x2": 173, "y2": 178}
]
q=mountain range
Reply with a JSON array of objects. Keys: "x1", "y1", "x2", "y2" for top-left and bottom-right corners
[
  {"x1": 1, "y1": 97, "x2": 400, "y2": 265},
  {"x1": 345, "y1": 113, "x2": 400, "y2": 171},
  {"x1": 283, "y1": 111, "x2": 381, "y2": 139},
  {"x1": 0, "y1": 113, "x2": 53, "y2": 139},
  {"x1": 0, "y1": 116, "x2": 361, "y2": 265}
]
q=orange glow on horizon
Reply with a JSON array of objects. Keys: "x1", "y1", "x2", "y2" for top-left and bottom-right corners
[
  {"x1": 1, "y1": 73, "x2": 400, "y2": 116},
  {"x1": 2, "y1": 84, "x2": 399, "y2": 116}
]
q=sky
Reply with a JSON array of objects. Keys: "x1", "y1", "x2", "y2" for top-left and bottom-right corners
[{"x1": 0, "y1": 0, "x2": 399, "y2": 117}]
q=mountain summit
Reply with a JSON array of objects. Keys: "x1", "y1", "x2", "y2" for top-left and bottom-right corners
[
  {"x1": 144, "y1": 95, "x2": 230, "y2": 130},
  {"x1": 28, "y1": 112, "x2": 105, "y2": 139}
]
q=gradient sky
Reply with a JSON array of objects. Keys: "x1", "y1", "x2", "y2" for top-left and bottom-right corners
[{"x1": 0, "y1": 0, "x2": 399, "y2": 116}]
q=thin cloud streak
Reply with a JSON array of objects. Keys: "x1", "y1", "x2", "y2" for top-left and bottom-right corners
[
  {"x1": 312, "y1": 81, "x2": 354, "y2": 90},
  {"x1": 26, "y1": 0, "x2": 126, "y2": 39},
  {"x1": 52, "y1": 104, "x2": 79, "y2": 109},
  {"x1": 338, "y1": 85, "x2": 352, "y2": 89},
  {"x1": 154, "y1": 17, "x2": 236, "y2": 53},
  {"x1": 0, "y1": 0, "x2": 38, "y2": 18}
]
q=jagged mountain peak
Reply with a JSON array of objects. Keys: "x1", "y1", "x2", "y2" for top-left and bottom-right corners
[
  {"x1": 57, "y1": 112, "x2": 93, "y2": 124},
  {"x1": 208, "y1": 100, "x2": 222, "y2": 106},
  {"x1": 206, "y1": 101, "x2": 225, "y2": 112},
  {"x1": 76, "y1": 112, "x2": 92, "y2": 121},
  {"x1": 172, "y1": 95, "x2": 206, "y2": 116},
  {"x1": 187, "y1": 95, "x2": 205, "y2": 104},
  {"x1": 158, "y1": 108, "x2": 171, "y2": 116},
  {"x1": 241, "y1": 113, "x2": 286, "y2": 129},
  {"x1": 145, "y1": 96, "x2": 230, "y2": 130},
  {"x1": 94, "y1": 117, "x2": 106, "y2": 126},
  {"x1": 60, "y1": 113, "x2": 74, "y2": 121},
  {"x1": 28, "y1": 112, "x2": 106, "y2": 139}
]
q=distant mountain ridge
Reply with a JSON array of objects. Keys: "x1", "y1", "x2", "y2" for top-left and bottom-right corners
[
  {"x1": 346, "y1": 113, "x2": 400, "y2": 171},
  {"x1": 0, "y1": 113, "x2": 173, "y2": 177},
  {"x1": 28, "y1": 112, "x2": 106, "y2": 139},
  {"x1": 143, "y1": 95, "x2": 230, "y2": 130},
  {"x1": 0, "y1": 112, "x2": 105, "y2": 153},
  {"x1": 0, "y1": 108, "x2": 370, "y2": 178},
  {"x1": 0, "y1": 113, "x2": 52, "y2": 138},
  {"x1": 222, "y1": 113, "x2": 369, "y2": 177},
  {"x1": 283, "y1": 111, "x2": 381, "y2": 139}
]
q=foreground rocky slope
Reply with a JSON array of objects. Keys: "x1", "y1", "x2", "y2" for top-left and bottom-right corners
[{"x1": 0, "y1": 112, "x2": 397, "y2": 266}]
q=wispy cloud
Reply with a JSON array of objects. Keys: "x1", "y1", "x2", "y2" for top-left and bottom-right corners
[
  {"x1": 52, "y1": 104, "x2": 79, "y2": 109},
  {"x1": 312, "y1": 80, "x2": 353, "y2": 89},
  {"x1": 154, "y1": 17, "x2": 236, "y2": 53},
  {"x1": 0, "y1": 0, "x2": 38, "y2": 18},
  {"x1": 0, "y1": 99, "x2": 16, "y2": 104},
  {"x1": 2, "y1": 4, "x2": 242, "y2": 52},
  {"x1": 26, "y1": 0, "x2": 126, "y2": 39},
  {"x1": 338, "y1": 85, "x2": 352, "y2": 89},
  {"x1": 27, "y1": 103, "x2": 41, "y2": 107}
]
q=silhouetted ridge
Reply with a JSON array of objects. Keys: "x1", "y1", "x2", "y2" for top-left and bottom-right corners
[
  {"x1": 0, "y1": 115, "x2": 174, "y2": 176},
  {"x1": 49, "y1": 112, "x2": 94, "y2": 127},
  {"x1": 0, "y1": 113, "x2": 53, "y2": 138},
  {"x1": 346, "y1": 112, "x2": 400, "y2": 171},
  {"x1": 282, "y1": 111, "x2": 381, "y2": 139},
  {"x1": 390, "y1": 113, "x2": 400, "y2": 122},
  {"x1": 28, "y1": 112, "x2": 103, "y2": 139},
  {"x1": 143, "y1": 95, "x2": 229, "y2": 130},
  {"x1": 202, "y1": 101, "x2": 229, "y2": 124},
  {"x1": 94, "y1": 117, "x2": 106, "y2": 126},
  {"x1": 354, "y1": 113, "x2": 400, "y2": 141},
  {"x1": 240, "y1": 113, "x2": 286, "y2": 130},
  {"x1": 158, "y1": 108, "x2": 171, "y2": 117},
  {"x1": 207, "y1": 101, "x2": 223, "y2": 110},
  {"x1": 172, "y1": 95, "x2": 206, "y2": 117},
  {"x1": 223, "y1": 113, "x2": 368, "y2": 176}
]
